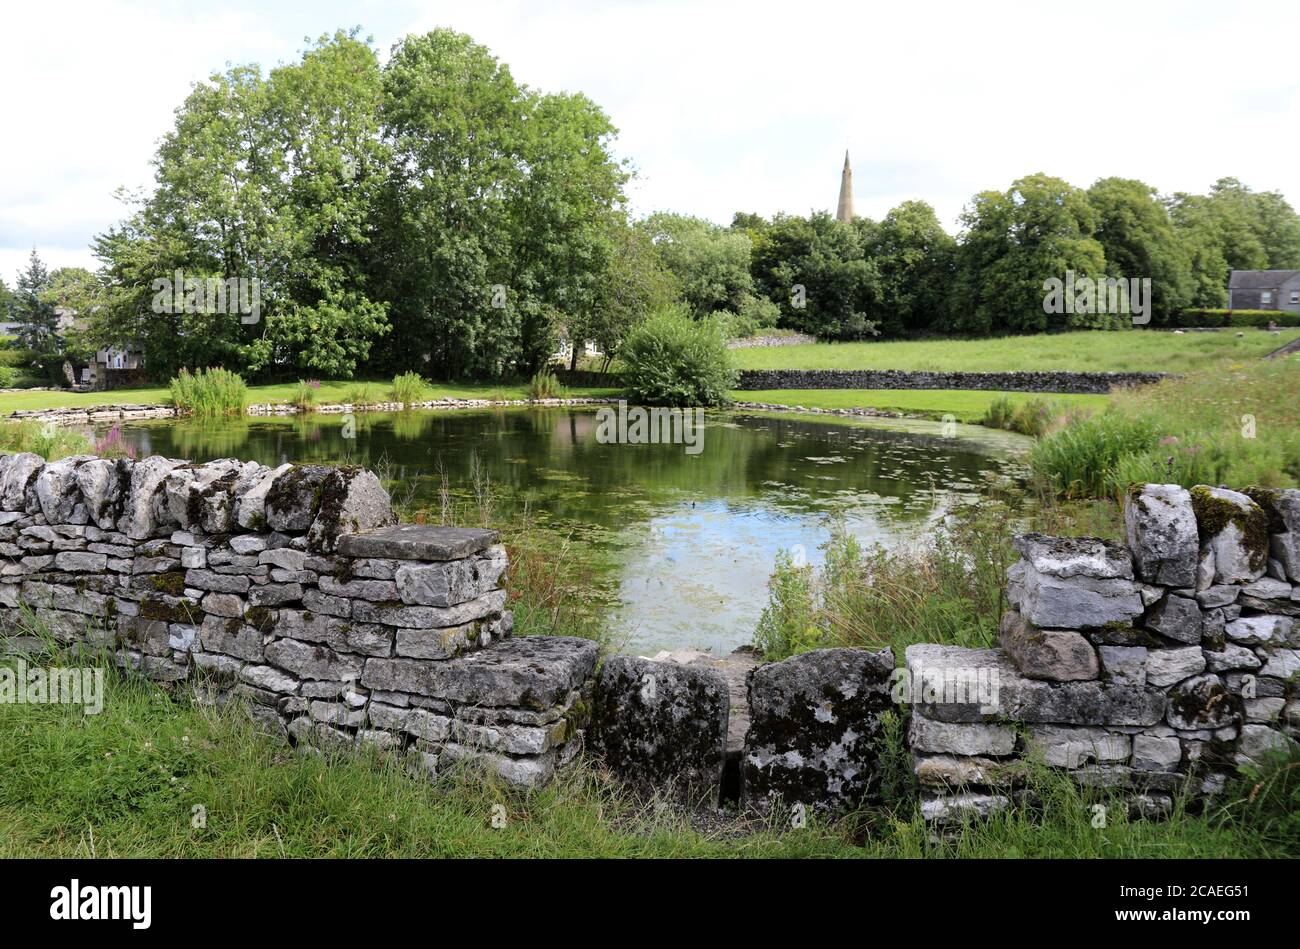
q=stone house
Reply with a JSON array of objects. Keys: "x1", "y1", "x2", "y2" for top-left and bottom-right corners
[{"x1": 1227, "y1": 270, "x2": 1300, "y2": 312}]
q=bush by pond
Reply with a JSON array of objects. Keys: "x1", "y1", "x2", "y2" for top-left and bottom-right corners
[{"x1": 619, "y1": 305, "x2": 737, "y2": 407}]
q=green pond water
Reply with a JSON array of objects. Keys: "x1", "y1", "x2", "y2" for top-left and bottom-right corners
[{"x1": 105, "y1": 408, "x2": 1030, "y2": 656}]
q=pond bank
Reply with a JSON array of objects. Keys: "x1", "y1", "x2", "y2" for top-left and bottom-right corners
[
  {"x1": 5, "y1": 396, "x2": 623, "y2": 427},
  {"x1": 9, "y1": 395, "x2": 940, "y2": 428}
]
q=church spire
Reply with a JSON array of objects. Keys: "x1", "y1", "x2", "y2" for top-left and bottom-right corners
[{"x1": 836, "y1": 150, "x2": 854, "y2": 223}]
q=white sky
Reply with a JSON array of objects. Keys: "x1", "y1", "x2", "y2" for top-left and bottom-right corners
[{"x1": 3, "y1": 0, "x2": 1298, "y2": 283}]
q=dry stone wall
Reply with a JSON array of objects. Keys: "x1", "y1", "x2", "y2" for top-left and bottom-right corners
[
  {"x1": 589, "y1": 483, "x2": 1300, "y2": 822},
  {"x1": 0, "y1": 451, "x2": 596, "y2": 788},
  {"x1": 912, "y1": 483, "x2": 1300, "y2": 823}
]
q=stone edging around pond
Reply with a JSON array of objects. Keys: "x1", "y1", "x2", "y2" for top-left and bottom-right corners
[
  {"x1": 730, "y1": 400, "x2": 908, "y2": 420},
  {"x1": 7, "y1": 396, "x2": 932, "y2": 428},
  {"x1": 4, "y1": 397, "x2": 624, "y2": 427}
]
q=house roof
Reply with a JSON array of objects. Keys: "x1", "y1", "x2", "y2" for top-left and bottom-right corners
[{"x1": 1229, "y1": 270, "x2": 1300, "y2": 289}]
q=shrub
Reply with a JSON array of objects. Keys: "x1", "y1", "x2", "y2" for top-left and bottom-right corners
[
  {"x1": 0, "y1": 366, "x2": 19, "y2": 387},
  {"x1": 619, "y1": 305, "x2": 738, "y2": 407},
  {"x1": 752, "y1": 549, "x2": 820, "y2": 660},
  {"x1": 527, "y1": 367, "x2": 566, "y2": 400},
  {"x1": 167, "y1": 368, "x2": 248, "y2": 418},
  {"x1": 390, "y1": 371, "x2": 430, "y2": 404}
]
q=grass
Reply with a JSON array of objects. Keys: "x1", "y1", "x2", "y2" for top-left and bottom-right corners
[
  {"x1": 733, "y1": 388, "x2": 1108, "y2": 423},
  {"x1": 1032, "y1": 355, "x2": 1300, "y2": 497},
  {"x1": 167, "y1": 368, "x2": 249, "y2": 419},
  {"x1": 0, "y1": 381, "x2": 621, "y2": 414},
  {"x1": 0, "y1": 634, "x2": 1292, "y2": 858},
  {"x1": 732, "y1": 329, "x2": 1300, "y2": 373},
  {"x1": 526, "y1": 367, "x2": 567, "y2": 400},
  {"x1": 0, "y1": 419, "x2": 93, "y2": 459},
  {"x1": 753, "y1": 493, "x2": 1124, "y2": 662},
  {"x1": 389, "y1": 371, "x2": 431, "y2": 403}
]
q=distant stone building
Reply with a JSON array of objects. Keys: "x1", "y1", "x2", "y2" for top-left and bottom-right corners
[
  {"x1": 1228, "y1": 270, "x2": 1300, "y2": 313},
  {"x1": 836, "y1": 150, "x2": 854, "y2": 223}
]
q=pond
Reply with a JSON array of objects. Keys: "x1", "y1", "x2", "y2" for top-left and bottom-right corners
[{"x1": 106, "y1": 407, "x2": 1030, "y2": 657}]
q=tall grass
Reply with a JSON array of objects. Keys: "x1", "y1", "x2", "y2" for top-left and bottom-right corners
[
  {"x1": 752, "y1": 492, "x2": 1125, "y2": 662},
  {"x1": 290, "y1": 379, "x2": 320, "y2": 412},
  {"x1": 527, "y1": 367, "x2": 567, "y2": 400},
  {"x1": 754, "y1": 503, "x2": 1020, "y2": 661},
  {"x1": 344, "y1": 383, "x2": 381, "y2": 408},
  {"x1": 981, "y1": 395, "x2": 1085, "y2": 437},
  {"x1": 0, "y1": 419, "x2": 92, "y2": 460},
  {"x1": 1031, "y1": 357, "x2": 1300, "y2": 498},
  {"x1": 168, "y1": 368, "x2": 248, "y2": 419},
  {"x1": 390, "y1": 371, "x2": 430, "y2": 404}
]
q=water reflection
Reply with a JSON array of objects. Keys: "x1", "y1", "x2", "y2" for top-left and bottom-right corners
[{"x1": 107, "y1": 408, "x2": 1029, "y2": 654}]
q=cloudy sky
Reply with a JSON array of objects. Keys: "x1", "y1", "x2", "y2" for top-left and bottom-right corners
[{"x1": 3, "y1": 0, "x2": 1298, "y2": 282}]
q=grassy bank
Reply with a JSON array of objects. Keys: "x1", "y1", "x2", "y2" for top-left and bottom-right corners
[
  {"x1": 0, "y1": 639, "x2": 1292, "y2": 858},
  {"x1": 733, "y1": 329, "x2": 1300, "y2": 373},
  {"x1": 733, "y1": 388, "x2": 1107, "y2": 423},
  {"x1": 0, "y1": 381, "x2": 620, "y2": 414},
  {"x1": 1032, "y1": 355, "x2": 1300, "y2": 496}
]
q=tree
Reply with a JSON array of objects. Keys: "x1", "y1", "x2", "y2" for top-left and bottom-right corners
[
  {"x1": 1250, "y1": 189, "x2": 1300, "y2": 269},
  {"x1": 950, "y1": 174, "x2": 1107, "y2": 334},
  {"x1": 40, "y1": 267, "x2": 102, "y2": 362},
  {"x1": 13, "y1": 250, "x2": 59, "y2": 354},
  {"x1": 1086, "y1": 178, "x2": 1193, "y2": 323},
  {"x1": 865, "y1": 200, "x2": 956, "y2": 336},
  {"x1": 750, "y1": 212, "x2": 881, "y2": 340},
  {"x1": 1166, "y1": 194, "x2": 1231, "y2": 308},
  {"x1": 570, "y1": 220, "x2": 676, "y2": 368},
  {"x1": 505, "y1": 90, "x2": 628, "y2": 374},
  {"x1": 639, "y1": 213, "x2": 755, "y2": 319},
  {"x1": 0, "y1": 278, "x2": 14, "y2": 332}
]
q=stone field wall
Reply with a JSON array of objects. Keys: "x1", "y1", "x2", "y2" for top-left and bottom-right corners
[
  {"x1": 911, "y1": 483, "x2": 1300, "y2": 822},
  {"x1": 0, "y1": 451, "x2": 596, "y2": 788},
  {"x1": 557, "y1": 368, "x2": 1169, "y2": 395}
]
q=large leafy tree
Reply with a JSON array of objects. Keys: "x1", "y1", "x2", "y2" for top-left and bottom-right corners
[
  {"x1": 750, "y1": 212, "x2": 881, "y2": 340},
  {"x1": 1166, "y1": 194, "x2": 1231, "y2": 308},
  {"x1": 1086, "y1": 177, "x2": 1193, "y2": 323},
  {"x1": 247, "y1": 30, "x2": 391, "y2": 376},
  {"x1": 567, "y1": 219, "x2": 676, "y2": 369},
  {"x1": 373, "y1": 30, "x2": 525, "y2": 378},
  {"x1": 505, "y1": 91, "x2": 628, "y2": 374},
  {"x1": 865, "y1": 200, "x2": 956, "y2": 336},
  {"x1": 950, "y1": 174, "x2": 1107, "y2": 334},
  {"x1": 639, "y1": 213, "x2": 755, "y2": 319}
]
